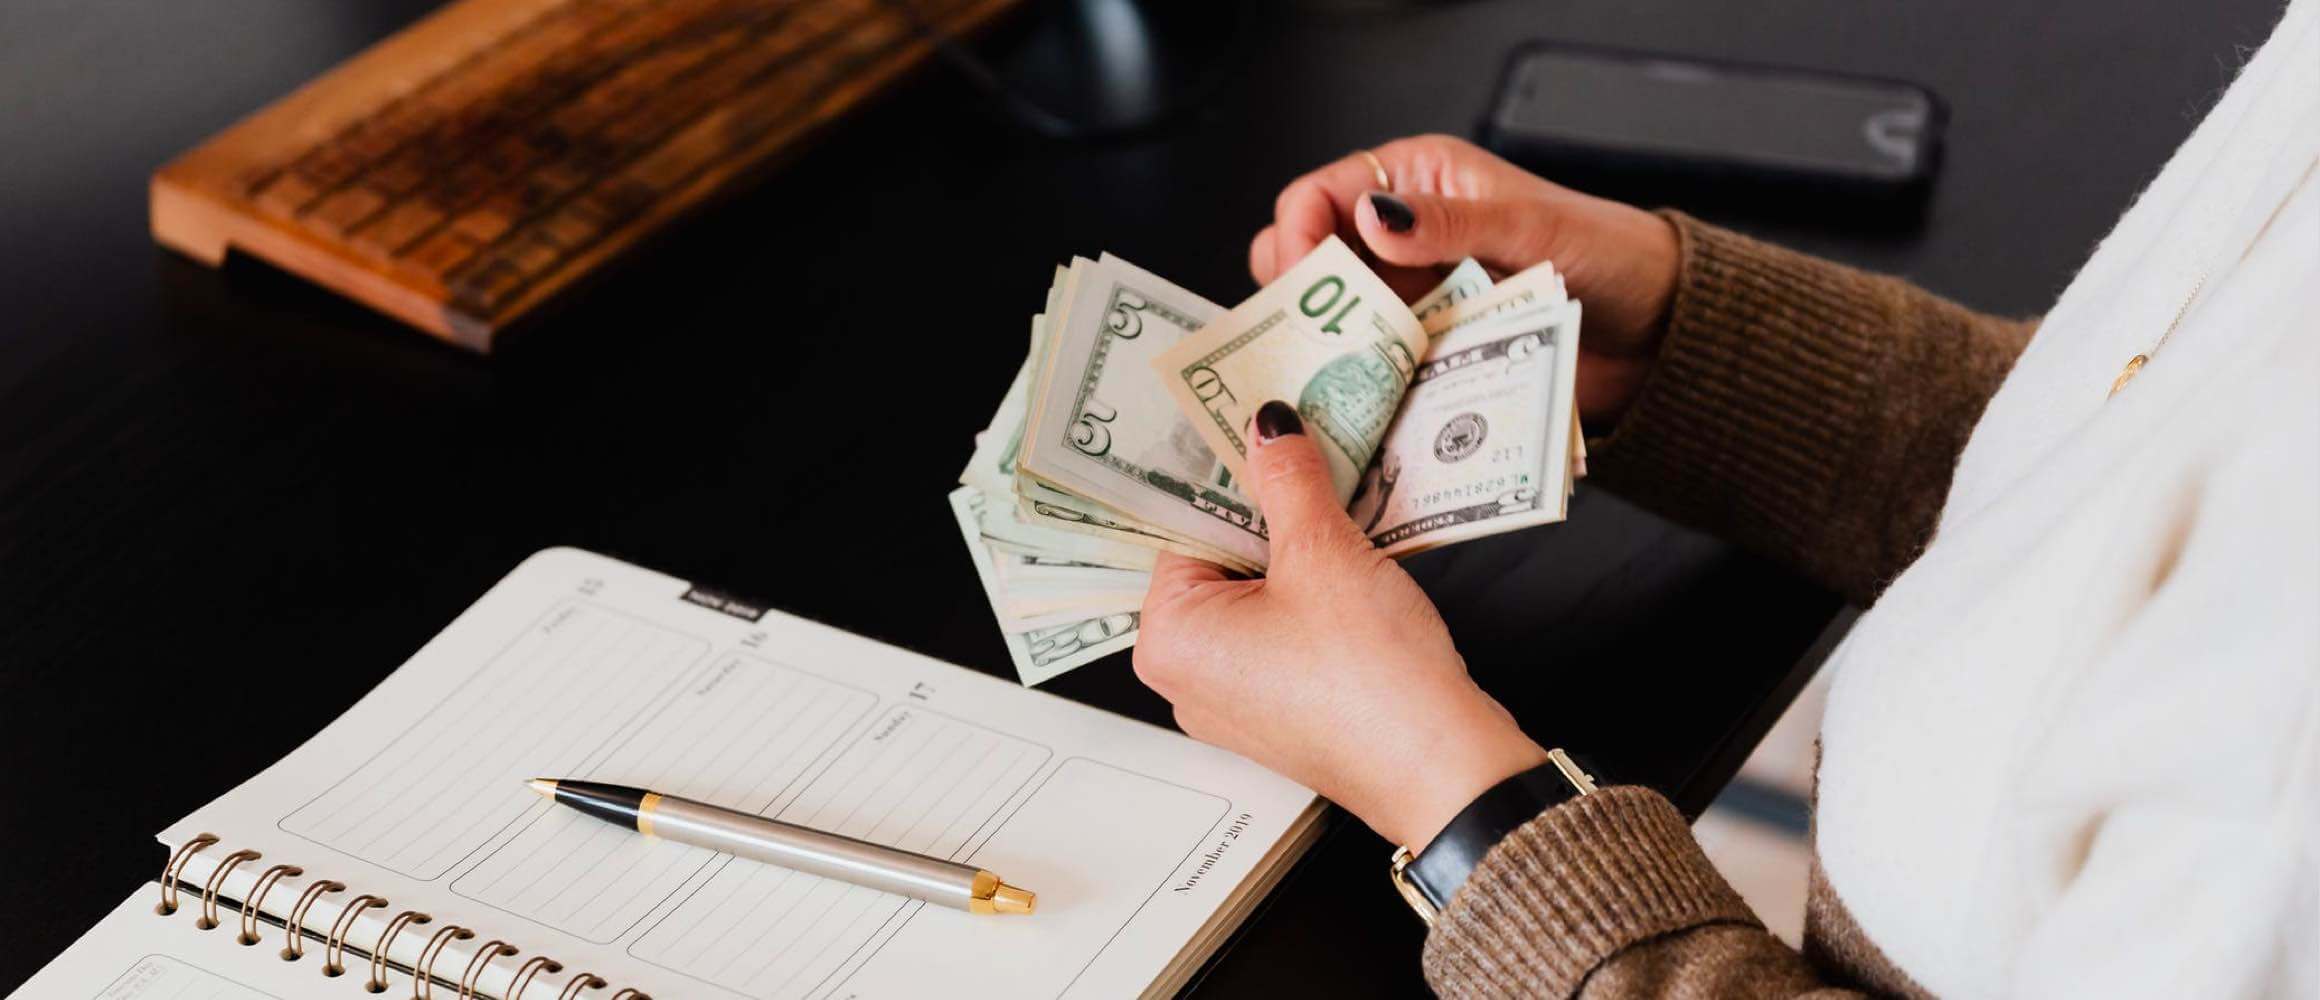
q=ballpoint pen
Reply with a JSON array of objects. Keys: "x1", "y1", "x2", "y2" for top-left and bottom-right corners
[{"x1": 526, "y1": 778, "x2": 1036, "y2": 914}]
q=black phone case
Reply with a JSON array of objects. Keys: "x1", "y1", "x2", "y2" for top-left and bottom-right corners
[{"x1": 1476, "y1": 42, "x2": 1947, "y2": 215}]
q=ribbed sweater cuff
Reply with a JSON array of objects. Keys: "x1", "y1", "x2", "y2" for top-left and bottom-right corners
[
  {"x1": 1421, "y1": 786, "x2": 1759, "y2": 999},
  {"x1": 1592, "y1": 212, "x2": 1887, "y2": 562}
]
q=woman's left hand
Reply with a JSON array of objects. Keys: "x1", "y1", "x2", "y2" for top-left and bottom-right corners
[{"x1": 1134, "y1": 402, "x2": 1548, "y2": 850}]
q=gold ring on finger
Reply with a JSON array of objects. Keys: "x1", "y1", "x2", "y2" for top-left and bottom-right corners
[{"x1": 1358, "y1": 150, "x2": 1391, "y2": 192}]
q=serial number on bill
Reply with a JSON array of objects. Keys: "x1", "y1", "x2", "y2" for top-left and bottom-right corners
[{"x1": 1418, "y1": 475, "x2": 1532, "y2": 505}]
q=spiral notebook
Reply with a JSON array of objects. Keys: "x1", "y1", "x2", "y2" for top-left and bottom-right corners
[{"x1": 12, "y1": 548, "x2": 1325, "y2": 1000}]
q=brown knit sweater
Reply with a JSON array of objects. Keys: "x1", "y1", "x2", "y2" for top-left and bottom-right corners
[{"x1": 1419, "y1": 214, "x2": 2036, "y2": 998}]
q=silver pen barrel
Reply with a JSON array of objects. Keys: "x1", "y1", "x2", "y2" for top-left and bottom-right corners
[
  {"x1": 647, "y1": 793, "x2": 996, "y2": 908},
  {"x1": 529, "y1": 779, "x2": 1034, "y2": 914}
]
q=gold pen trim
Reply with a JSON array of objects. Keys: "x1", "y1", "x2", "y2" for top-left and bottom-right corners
[
  {"x1": 637, "y1": 792, "x2": 662, "y2": 838},
  {"x1": 965, "y1": 870, "x2": 1035, "y2": 914}
]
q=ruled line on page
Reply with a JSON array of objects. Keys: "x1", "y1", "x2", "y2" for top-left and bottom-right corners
[
  {"x1": 625, "y1": 705, "x2": 1051, "y2": 999},
  {"x1": 450, "y1": 652, "x2": 880, "y2": 943},
  {"x1": 278, "y1": 602, "x2": 710, "y2": 881}
]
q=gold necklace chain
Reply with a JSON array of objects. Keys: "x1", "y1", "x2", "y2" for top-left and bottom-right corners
[
  {"x1": 2108, "y1": 154, "x2": 2316, "y2": 400},
  {"x1": 2108, "y1": 270, "x2": 2204, "y2": 397}
]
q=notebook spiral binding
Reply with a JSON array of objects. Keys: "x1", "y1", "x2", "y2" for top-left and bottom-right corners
[{"x1": 155, "y1": 833, "x2": 650, "y2": 1000}]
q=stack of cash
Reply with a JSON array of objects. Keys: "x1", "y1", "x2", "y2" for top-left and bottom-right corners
[{"x1": 951, "y1": 237, "x2": 1585, "y2": 684}]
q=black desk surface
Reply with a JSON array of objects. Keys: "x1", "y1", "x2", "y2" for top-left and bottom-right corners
[{"x1": 0, "y1": 0, "x2": 2281, "y2": 994}]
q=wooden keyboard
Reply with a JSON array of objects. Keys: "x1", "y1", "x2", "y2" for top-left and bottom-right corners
[{"x1": 151, "y1": 0, "x2": 1018, "y2": 351}]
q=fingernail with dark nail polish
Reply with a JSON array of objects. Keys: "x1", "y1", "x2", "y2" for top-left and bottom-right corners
[
  {"x1": 1255, "y1": 400, "x2": 1303, "y2": 442},
  {"x1": 1368, "y1": 192, "x2": 1415, "y2": 233}
]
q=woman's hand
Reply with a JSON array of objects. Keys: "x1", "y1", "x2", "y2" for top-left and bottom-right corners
[
  {"x1": 1133, "y1": 402, "x2": 1547, "y2": 850},
  {"x1": 1253, "y1": 134, "x2": 1681, "y2": 423}
]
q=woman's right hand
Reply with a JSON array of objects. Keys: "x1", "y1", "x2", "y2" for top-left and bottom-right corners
[{"x1": 1253, "y1": 134, "x2": 1681, "y2": 424}]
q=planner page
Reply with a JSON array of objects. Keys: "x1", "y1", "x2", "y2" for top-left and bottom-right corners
[{"x1": 154, "y1": 548, "x2": 1321, "y2": 1000}]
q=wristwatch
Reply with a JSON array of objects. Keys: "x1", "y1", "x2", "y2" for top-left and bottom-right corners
[{"x1": 1389, "y1": 747, "x2": 1601, "y2": 925}]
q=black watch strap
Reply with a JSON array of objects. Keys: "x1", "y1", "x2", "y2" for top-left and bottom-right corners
[{"x1": 1391, "y1": 749, "x2": 1602, "y2": 923}]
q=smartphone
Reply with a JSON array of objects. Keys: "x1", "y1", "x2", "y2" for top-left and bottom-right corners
[{"x1": 1480, "y1": 43, "x2": 1944, "y2": 209}]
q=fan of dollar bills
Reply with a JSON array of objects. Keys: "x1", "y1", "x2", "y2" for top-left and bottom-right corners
[{"x1": 951, "y1": 236, "x2": 1586, "y2": 684}]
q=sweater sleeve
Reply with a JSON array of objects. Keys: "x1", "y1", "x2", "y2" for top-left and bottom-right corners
[
  {"x1": 1592, "y1": 213, "x2": 2036, "y2": 605},
  {"x1": 1422, "y1": 787, "x2": 1867, "y2": 999}
]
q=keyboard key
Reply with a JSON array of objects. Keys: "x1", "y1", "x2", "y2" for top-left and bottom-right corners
[
  {"x1": 235, "y1": 167, "x2": 283, "y2": 200},
  {"x1": 300, "y1": 146, "x2": 364, "y2": 188},
  {"x1": 535, "y1": 207, "x2": 601, "y2": 250},
  {"x1": 447, "y1": 258, "x2": 529, "y2": 312},
  {"x1": 498, "y1": 132, "x2": 553, "y2": 173},
  {"x1": 504, "y1": 234, "x2": 564, "y2": 277},
  {"x1": 307, "y1": 186, "x2": 390, "y2": 238},
  {"x1": 403, "y1": 229, "x2": 483, "y2": 282},
  {"x1": 368, "y1": 153, "x2": 430, "y2": 196},
  {"x1": 352, "y1": 202, "x2": 446, "y2": 260},
  {"x1": 527, "y1": 162, "x2": 592, "y2": 201},
  {"x1": 451, "y1": 207, "x2": 516, "y2": 244},
  {"x1": 340, "y1": 125, "x2": 403, "y2": 166},
  {"x1": 253, "y1": 172, "x2": 326, "y2": 219},
  {"x1": 435, "y1": 161, "x2": 505, "y2": 210}
]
